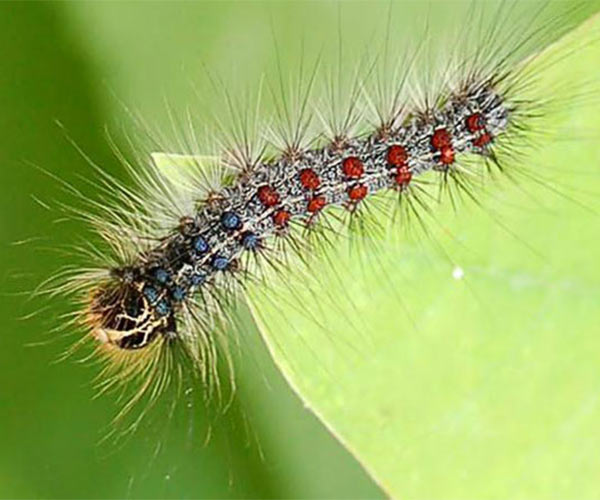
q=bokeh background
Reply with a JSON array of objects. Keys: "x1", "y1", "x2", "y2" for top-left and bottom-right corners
[{"x1": 0, "y1": 2, "x2": 386, "y2": 498}]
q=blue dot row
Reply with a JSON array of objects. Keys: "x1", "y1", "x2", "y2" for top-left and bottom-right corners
[
  {"x1": 142, "y1": 285, "x2": 171, "y2": 316},
  {"x1": 140, "y1": 232, "x2": 260, "y2": 318}
]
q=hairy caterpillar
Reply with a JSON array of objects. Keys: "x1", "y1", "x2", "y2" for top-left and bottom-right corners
[
  {"x1": 48, "y1": 0, "x2": 599, "y2": 435},
  {"x1": 92, "y1": 87, "x2": 506, "y2": 345}
]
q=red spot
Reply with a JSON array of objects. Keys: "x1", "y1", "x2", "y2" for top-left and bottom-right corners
[
  {"x1": 342, "y1": 156, "x2": 364, "y2": 178},
  {"x1": 348, "y1": 184, "x2": 368, "y2": 201},
  {"x1": 473, "y1": 133, "x2": 492, "y2": 148},
  {"x1": 466, "y1": 113, "x2": 485, "y2": 133},
  {"x1": 431, "y1": 128, "x2": 451, "y2": 150},
  {"x1": 395, "y1": 166, "x2": 412, "y2": 186},
  {"x1": 307, "y1": 196, "x2": 327, "y2": 213},
  {"x1": 273, "y1": 209, "x2": 291, "y2": 227},
  {"x1": 299, "y1": 168, "x2": 320, "y2": 190},
  {"x1": 257, "y1": 185, "x2": 280, "y2": 207},
  {"x1": 387, "y1": 145, "x2": 408, "y2": 166},
  {"x1": 440, "y1": 145, "x2": 455, "y2": 165}
]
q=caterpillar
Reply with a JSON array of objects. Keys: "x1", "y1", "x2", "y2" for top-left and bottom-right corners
[
  {"x1": 92, "y1": 86, "x2": 506, "y2": 348},
  {"x1": 50, "y1": 0, "x2": 599, "y2": 424}
]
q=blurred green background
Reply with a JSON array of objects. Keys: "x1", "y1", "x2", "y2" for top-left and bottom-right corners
[{"x1": 0, "y1": 2, "x2": 387, "y2": 498}]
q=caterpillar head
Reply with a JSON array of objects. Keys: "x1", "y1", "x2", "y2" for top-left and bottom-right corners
[{"x1": 85, "y1": 277, "x2": 174, "y2": 350}]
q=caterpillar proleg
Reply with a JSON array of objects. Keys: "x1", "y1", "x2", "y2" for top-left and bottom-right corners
[{"x1": 48, "y1": 0, "x2": 600, "y2": 441}]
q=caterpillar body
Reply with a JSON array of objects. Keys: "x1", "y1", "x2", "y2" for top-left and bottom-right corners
[
  {"x1": 49, "y1": 0, "x2": 599, "y2": 420},
  {"x1": 90, "y1": 85, "x2": 507, "y2": 351}
]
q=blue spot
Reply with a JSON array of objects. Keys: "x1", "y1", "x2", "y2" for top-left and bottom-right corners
[
  {"x1": 155, "y1": 299, "x2": 171, "y2": 316},
  {"x1": 143, "y1": 286, "x2": 158, "y2": 303},
  {"x1": 241, "y1": 232, "x2": 259, "y2": 250},
  {"x1": 221, "y1": 211, "x2": 241, "y2": 230},
  {"x1": 155, "y1": 268, "x2": 169, "y2": 284},
  {"x1": 172, "y1": 286, "x2": 186, "y2": 302},
  {"x1": 191, "y1": 273, "x2": 206, "y2": 286},
  {"x1": 212, "y1": 255, "x2": 229, "y2": 271},
  {"x1": 193, "y1": 236, "x2": 209, "y2": 254}
]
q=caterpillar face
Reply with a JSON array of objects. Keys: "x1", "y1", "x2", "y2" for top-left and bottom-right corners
[{"x1": 86, "y1": 280, "x2": 173, "y2": 350}]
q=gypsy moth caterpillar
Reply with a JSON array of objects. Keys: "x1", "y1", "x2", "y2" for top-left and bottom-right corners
[{"x1": 41, "y1": 0, "x2": 600, "y2": 447}]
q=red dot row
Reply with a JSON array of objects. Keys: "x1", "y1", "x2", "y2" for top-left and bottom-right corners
[
  {"x1": 258, "y1": 137, "x2": 442, "y2": 226},
  {"x1": 466, "y1": 112, "x2": 492, "y2": 148},
  {"x1": 258, "y1": 115, "x2": 492, "y2": 227},
  {"x1": 300, "y1": 157, "x2": 369, "y2": 204},
  {"x1": 387, "y1": 145, "x2": 412, "y2": 187},
  {"x1": 257, "y1": 156, "x2": 373, "y2": 226},
  {"x1": 431, "y1": 128, "x2": 455, "y2": 165},
  {"x1": 342, "y1": 157, "x2": 368, "y2": 202},
  {"x1": 257, "y1": 185, "x2": 290, "y2": 227}
]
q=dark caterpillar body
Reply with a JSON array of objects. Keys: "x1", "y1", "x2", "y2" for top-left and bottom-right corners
[{"x1": 88, "y1": 81, "x2": 509, "y2": 350}]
